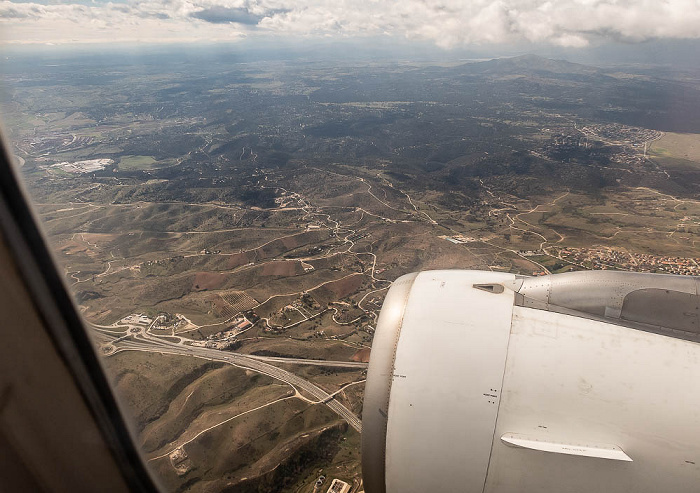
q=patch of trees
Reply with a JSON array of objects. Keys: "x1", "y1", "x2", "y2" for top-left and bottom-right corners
[{"x1": 240, "y1": 188, "x2": 277, "y2": 208}]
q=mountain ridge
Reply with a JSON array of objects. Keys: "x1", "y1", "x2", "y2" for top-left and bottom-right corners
[{"x1": 458, "y1": 54, "x2": 605, "y2": 76}]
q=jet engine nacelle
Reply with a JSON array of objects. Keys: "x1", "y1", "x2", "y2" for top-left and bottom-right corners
[{"x1": 362, "y1": 270, "x2": 700, "y2": 493}]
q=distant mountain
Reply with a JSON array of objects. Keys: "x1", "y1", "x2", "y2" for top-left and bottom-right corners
[{"x1": 458, "y1": 54, "x2": 605, "y2": 77}]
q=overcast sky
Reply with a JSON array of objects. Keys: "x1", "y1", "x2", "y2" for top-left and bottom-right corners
[{"x1": 2, "y1": 0, "x2": 700, "y2": 48}]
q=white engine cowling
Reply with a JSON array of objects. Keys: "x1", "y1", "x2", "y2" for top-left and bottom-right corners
[{"x1": 362, "y1": 270, "x2": 700, "y2": 493}]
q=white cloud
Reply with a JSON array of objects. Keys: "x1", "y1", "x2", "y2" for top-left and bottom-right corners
[{"x1": 1, "y1": 0, "x2": 700, "y2": 46}]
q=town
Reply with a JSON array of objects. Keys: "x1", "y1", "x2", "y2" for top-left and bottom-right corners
[{"x1": 550, "y1": 246, "x2": 700, "y2": 276}]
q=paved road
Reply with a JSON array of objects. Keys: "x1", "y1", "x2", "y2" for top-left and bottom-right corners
[
  {"x1": 104, "y1": 332, "x2": 363, "y2": 432},
  {"x1": 241, "y1": 353, "x2": 368, "y2": 369}
]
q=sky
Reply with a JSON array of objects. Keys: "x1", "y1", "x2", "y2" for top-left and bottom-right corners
[{"x1": 1, "y1": 0, "x2": 700, "y2": 48}]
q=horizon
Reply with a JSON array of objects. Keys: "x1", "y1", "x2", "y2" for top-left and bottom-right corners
[
  {"x1": 3, "y1": 37, "x2": 700, "y2": 72},
  {"x1": 2, "y1": 0, "x2": 700, "y2": 56}
]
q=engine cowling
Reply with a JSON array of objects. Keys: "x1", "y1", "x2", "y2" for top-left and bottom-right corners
[{"x1": 362, "y1": 270, "x2": 700, "y2": 493}]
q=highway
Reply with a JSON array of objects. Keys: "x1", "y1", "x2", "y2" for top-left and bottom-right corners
[
  {"x1": 237, "y1": 353, "x2": 367, "y2": 369},
  {"x1": 97, "y1": 328, "x2": 363, "y2": 432}
]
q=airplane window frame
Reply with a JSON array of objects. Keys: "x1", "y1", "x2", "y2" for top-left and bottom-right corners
[{"x1": 0, "y1": 130, "x2": 161, "y2": 492}]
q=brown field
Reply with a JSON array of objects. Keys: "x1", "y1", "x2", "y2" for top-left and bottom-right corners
[
  {"x1": 350, "y1": 348, "x2": 370, "y2": 363},
  {"x1": 192, "y1": 271, "x2": 227, "y2": 290},
  {"x1": 225, "y1": 250, "x2": 256, "y2": 269},
  {"x1": 280, "y1": 233, "x2": 305, "y2": 249},
  {"x1": 651, "y1": 132, "x2": 700, "y2": 165},
  {"x1": 261, "y1": 260, "x2": 304, "y2": 276},
  {"x1": 310, "y1": 273, "x2": 366, "y2": 304}
]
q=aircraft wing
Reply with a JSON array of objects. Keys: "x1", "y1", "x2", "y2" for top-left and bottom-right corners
[{"x1": 362, "y1": 270, "x2": 700, "y2": 493}]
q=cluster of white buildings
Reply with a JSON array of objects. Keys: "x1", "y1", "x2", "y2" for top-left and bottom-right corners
[
  {"x1": 48, "y1": 158, "x2": 113, "y2": 173},
  {"x1": 120, "y1": 313, "x2": 152, "y2": 326}
]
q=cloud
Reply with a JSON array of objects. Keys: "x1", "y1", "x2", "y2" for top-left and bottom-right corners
[
  {"x1": 254, "y1": 0, "x2": 700, "y2": 47},
  {"x1": 1, "y1": 0, "x2": 700, "y2": 46},
  {"x1": 190, "y1": 6, "x2": 261, "y2": 24},
  {"x1": 0, "y1": 5, "x2": 28, "y2": 17}
]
